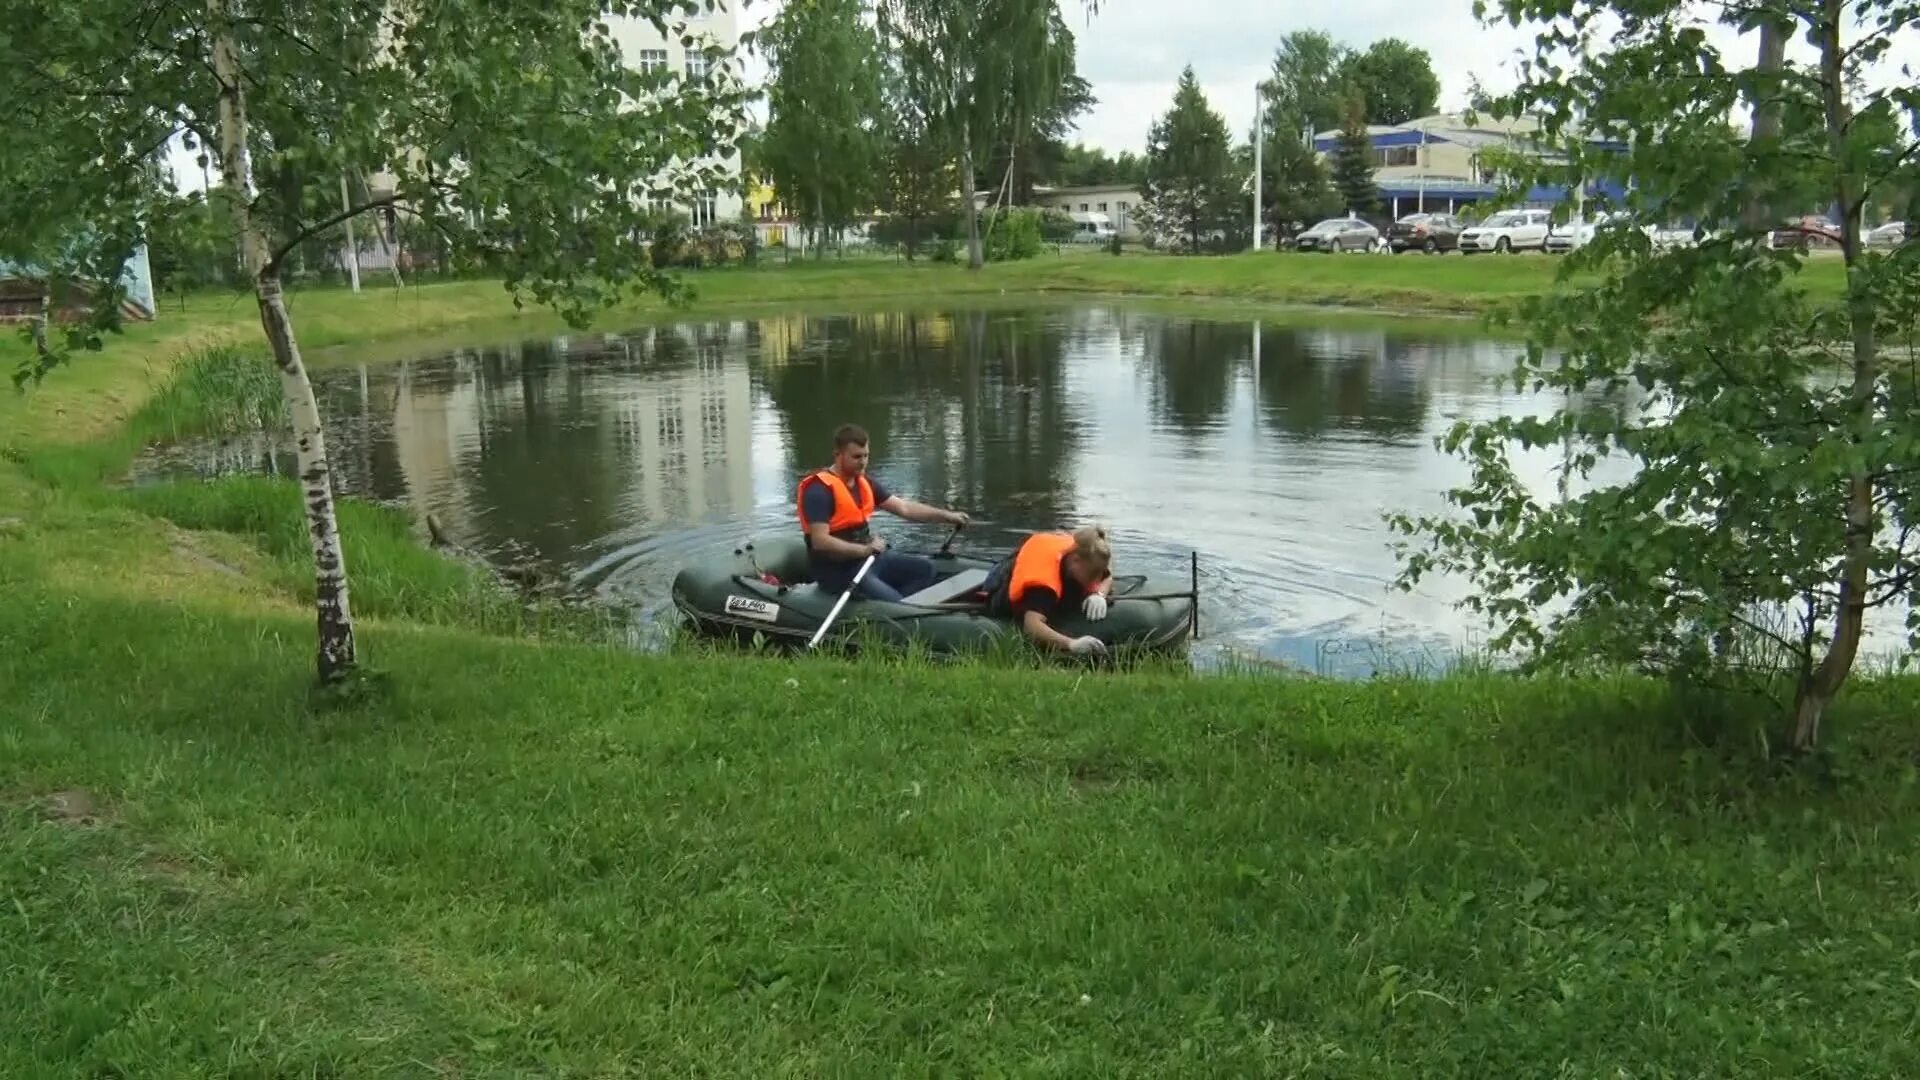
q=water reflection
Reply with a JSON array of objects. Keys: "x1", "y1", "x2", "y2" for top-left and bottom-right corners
[{"x1": 130, "y1": 303, "x2": 1648, "y2": 674}]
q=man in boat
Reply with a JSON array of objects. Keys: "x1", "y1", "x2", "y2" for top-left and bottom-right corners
[
  {"x1": 798, "y1": 423, "x2": 971, "y2": 602},
  {"x1": 983, "y1": 524, "x2": 1115, "y2": 655}
]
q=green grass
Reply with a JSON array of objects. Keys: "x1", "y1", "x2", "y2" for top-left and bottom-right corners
[
  {"x1": 122, "y1": 476, "x2": 606, "y2": 638},
  {"x1": 4, "y1": 584, "x2": 1920, "y2": 1076},
  {"x1": 0, "y1": 249, "x2": 1912, "y2": 1076},
  {"x1": 2, "y1": 346, "x2": 597, "y2": 644}
]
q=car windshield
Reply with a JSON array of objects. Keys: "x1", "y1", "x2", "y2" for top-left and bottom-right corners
[
  {"x1": 1397, "y1": 214, "x2": 1430, "y2": 225},
  {"x1": 1482, "y1": 212, "x2": 1521, "y2": 228},
  {"x1": 1309, "y1": 219, "x2": 1349, "y2": 232}
]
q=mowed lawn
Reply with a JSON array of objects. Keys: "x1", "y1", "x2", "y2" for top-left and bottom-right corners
[{"x1": 0, "y1": 247, "x2": 1910, "y2": 1077}]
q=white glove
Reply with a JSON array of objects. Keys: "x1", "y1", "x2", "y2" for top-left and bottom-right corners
[
  {"x1": 1068, "y1": 635, "x2": 1107, "y2": 655},
  {"x1": 1081, "y1": 593, "x2": 1108, "y2": 621}
]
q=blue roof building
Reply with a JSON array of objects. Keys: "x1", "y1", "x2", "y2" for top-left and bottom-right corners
[{"x1": 1309, "y1": 113, "x2": 1629, "y2": 219}]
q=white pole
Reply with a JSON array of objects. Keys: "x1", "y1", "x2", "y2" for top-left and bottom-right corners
[
  {"x1": 1252, "y1": 87, "x2": 1263, "y2": 252},
  {"x1": 1418, "y1": 125, "x2": 1428, "y2": 213},
  {"x1": 339, "y1": 173, "x2": 360, "y2": 293}
]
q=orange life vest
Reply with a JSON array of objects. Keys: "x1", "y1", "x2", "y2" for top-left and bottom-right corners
[
  {"x1": 1007, "y1": 532, "x2": 1078, "y2": 606},
  {"x1": 796, "y1": 469, "x2": 875, "y2": 540}
]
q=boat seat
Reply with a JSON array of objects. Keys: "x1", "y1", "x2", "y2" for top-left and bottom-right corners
[{"x1": 901, "y1": 567, "x2": 990, "y2": 606}]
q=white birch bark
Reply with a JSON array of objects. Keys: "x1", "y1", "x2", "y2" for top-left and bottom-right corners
[
  {"x1": 209, "y1": 0, "x2": 358, "y2": 680},
  {"x1": 1793, "y1": 0, "x2": 1875, "y2": 749}
]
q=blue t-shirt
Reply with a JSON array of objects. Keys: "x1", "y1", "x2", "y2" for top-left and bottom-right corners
[{"x1": 803, "y1": 473, "x2": 890, "y2": 589}]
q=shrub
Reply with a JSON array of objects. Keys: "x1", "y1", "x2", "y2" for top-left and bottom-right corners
[
  {"x1": 982, "y1": 207, "x2": 1045, "y2": 262},
  {"x1": 1038, "y1": 208, "x2": 1078, "y2": 247},
  {"x1": 646, "y1": 210, "x2": 692, "y2": 269},
  {"x1": 871, "y1": 210, "x2": 961, "y2": 259}
]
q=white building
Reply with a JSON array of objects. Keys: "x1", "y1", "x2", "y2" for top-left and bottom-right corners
[
  {"x1": 351, "y1": 4, "x2": 748, "y2": 282},
  {"x1": 1028, "y1": 184, "x2": 1145, "y2": 239},
  {"x1": 607, "y1": 1, "x2": 746, "y2": 228}
]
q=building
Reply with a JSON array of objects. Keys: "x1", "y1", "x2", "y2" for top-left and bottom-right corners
[
  {"x1": 1026, "y1": 184, "x2": 1145, "y2": 239},
  {"x1": 358, "y1": 0, "x2": 747, "y2": 272},
  {"x1": 746, "y1": 179, "x2": 877, "y2": 253},
  {"x1": 966, "y1": 184, "x2": 1144, "y2": 239},
  {"x1": 746, "y1": 180, "x2": 798, "y2": 249},
  {"x1": 607, "y1": 2, "x2": 745, "y2": 228},
  {"x1": 0, "y1": 247, "x2": 156, "y2": 323},
  {"x1": 1310, "y1": 113, "x2": 1626, "y2": 220}
]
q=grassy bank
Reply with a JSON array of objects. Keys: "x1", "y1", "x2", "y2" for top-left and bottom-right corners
[
  {"x1": 2, "y1": 258, "x2": 1916, "y2": 1075},
  {"x1": 6, "y1": 581, "x2": 1920, "y2": 1075}
]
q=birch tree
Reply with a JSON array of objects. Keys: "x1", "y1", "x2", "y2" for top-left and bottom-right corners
[
  {"x1": 2, "y1": 0, "x2": 749, "y2": 684},
  {"x1": 1390, "y1": 0, "x2": 1920, "y2": 751},
  {"x1": 759, "y1": 0, "x2": 887, "y2": 255},
  {"x1": 875, "y1": 0, "x2": 1091, "y2": 269}
]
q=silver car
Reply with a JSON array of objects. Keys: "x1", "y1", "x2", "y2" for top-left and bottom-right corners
[
  {"x1": 1293, "y1": 217, "x2": 1381, "y2": 253},
  {"x1": 1867, "y1": 221, "x2": 1907, "y2": 248}
]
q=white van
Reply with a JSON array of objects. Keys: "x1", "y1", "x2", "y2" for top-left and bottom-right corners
[{"x1": 1068, "y1": 211, "x2": 1117, "y2": 244}]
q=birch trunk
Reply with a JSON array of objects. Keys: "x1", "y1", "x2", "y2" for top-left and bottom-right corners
[
  {"x1": 31, "y1": 292, "x2": 50, "y2": 363},
  {"x1": 1741, "y1": 19, "x2": 1787, "y2": 232},
  {"x1": 961, "y1": 133, "x2": 983, "y2": 271},
  {"x1": 209, "y1": 0, "x2": 358, "y2": 682},
  {"x1": 1792, "y1": 0, "x2": 1874, "y2": 750}
]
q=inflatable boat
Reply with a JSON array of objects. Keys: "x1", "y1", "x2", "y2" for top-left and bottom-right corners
[{"x1": 670, "y1": 533, "x2": 1196, "y2": 657}]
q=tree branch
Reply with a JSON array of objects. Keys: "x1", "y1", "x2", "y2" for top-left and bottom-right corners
[{"x1": 265, "y1": 195, "x2": 400, "y2": 277}]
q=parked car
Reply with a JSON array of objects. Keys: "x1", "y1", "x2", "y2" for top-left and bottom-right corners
[
  {"x1": 1866, "y1": 220, "x2": 1907, "y2": 248},
  {"x1": 1294, "y1": 217, "x2": 1382, "y2": 253},
  {"x1": 1770, "y1": 215, "x2": 1842, "y2": 250},
  {"x1": 1651, "y1": 221, "x2": 1728, "y2": 249},
  {"x1": 1458, "y1": 208, "x2": 1553, "y2": 254},
  {"x1": 1545, "y1": 212, "x2": 1610, "y2": 254},
  {"x1": 1387, "y1": 212, "x2": 1464, "y2": 254}
]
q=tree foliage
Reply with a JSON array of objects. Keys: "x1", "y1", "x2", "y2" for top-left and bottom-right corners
[
  {"x1": 146, "y1": 188, "x2": 243, "y2": 304},
  {"x1": 2, "y1": 0, "x2": 750, "y2": 682},
  {"x1": 1052, "y1": 143, "x2": 1147, "y2": 189},
  {"x1": 1264, "y1": 30, "x2": 1351, "y2": 136},
  {"x1": 875, "y1": 0, "x2": 1090, "y2": 268},
  {"x1": 759, "y1": 0, "x2": 888, "y2": 250},
  {"x1": 1328, "y1": 92, "x2": 1380, "y2": 216},
  {"x1": 987, "y1": 71, "x2": 1094, "y2": 206},
  {"x1": 874, "y1": 58, "x2": 959, "y2": 260},
  {"x1": 1263, "y1": 29, "x2": 1442, "y2": 134},
  {"x1": 1254, "y1": 129, "x2": 1340, "y2": 236},
  {"x1": 1343, "y1": 39, "x2": 1442, "y2": 127},
  {"x1": 1139, "y1": 67, "x2": 1240, "y2": 254},
  {"x1": 1390, "y1": 0, "x2": 1920, "y2": 751}
]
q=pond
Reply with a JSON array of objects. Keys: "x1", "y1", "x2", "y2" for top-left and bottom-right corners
[{"x1": 135, "y1": 302, "x2": 1631, "y2": 675}]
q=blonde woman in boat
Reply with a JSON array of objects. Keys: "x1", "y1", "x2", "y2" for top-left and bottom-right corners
[{"x1": 983, "y1": 523, "x2": 1116, "y2": 655}]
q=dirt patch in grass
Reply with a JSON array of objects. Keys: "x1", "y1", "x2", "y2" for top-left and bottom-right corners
[{"x1": 40, "y1": 787, "x2": 109, "y2": 827}]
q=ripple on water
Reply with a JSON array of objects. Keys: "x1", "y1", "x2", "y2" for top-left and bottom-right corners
[{"x1": 117, "y1": 303, "x2": 1914, "y2": 676}]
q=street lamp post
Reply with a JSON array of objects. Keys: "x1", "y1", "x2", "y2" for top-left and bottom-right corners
[{"x1": 1252, "y1": 85, "x2": 1264, "y2": 252}]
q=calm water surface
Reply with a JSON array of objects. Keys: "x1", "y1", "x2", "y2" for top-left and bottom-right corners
[{"x1": 137, "y1": 303, "x2": 1639, "y2": 674}]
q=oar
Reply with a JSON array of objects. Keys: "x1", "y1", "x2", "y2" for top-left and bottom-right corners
[{"x1": 808, "y1": 553, "x2": 876, "y2": 650}]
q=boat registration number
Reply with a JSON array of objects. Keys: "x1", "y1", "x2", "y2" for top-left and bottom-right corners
[{"x1": 724, "y1": 595, "x2": 781, "y2": 623}]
